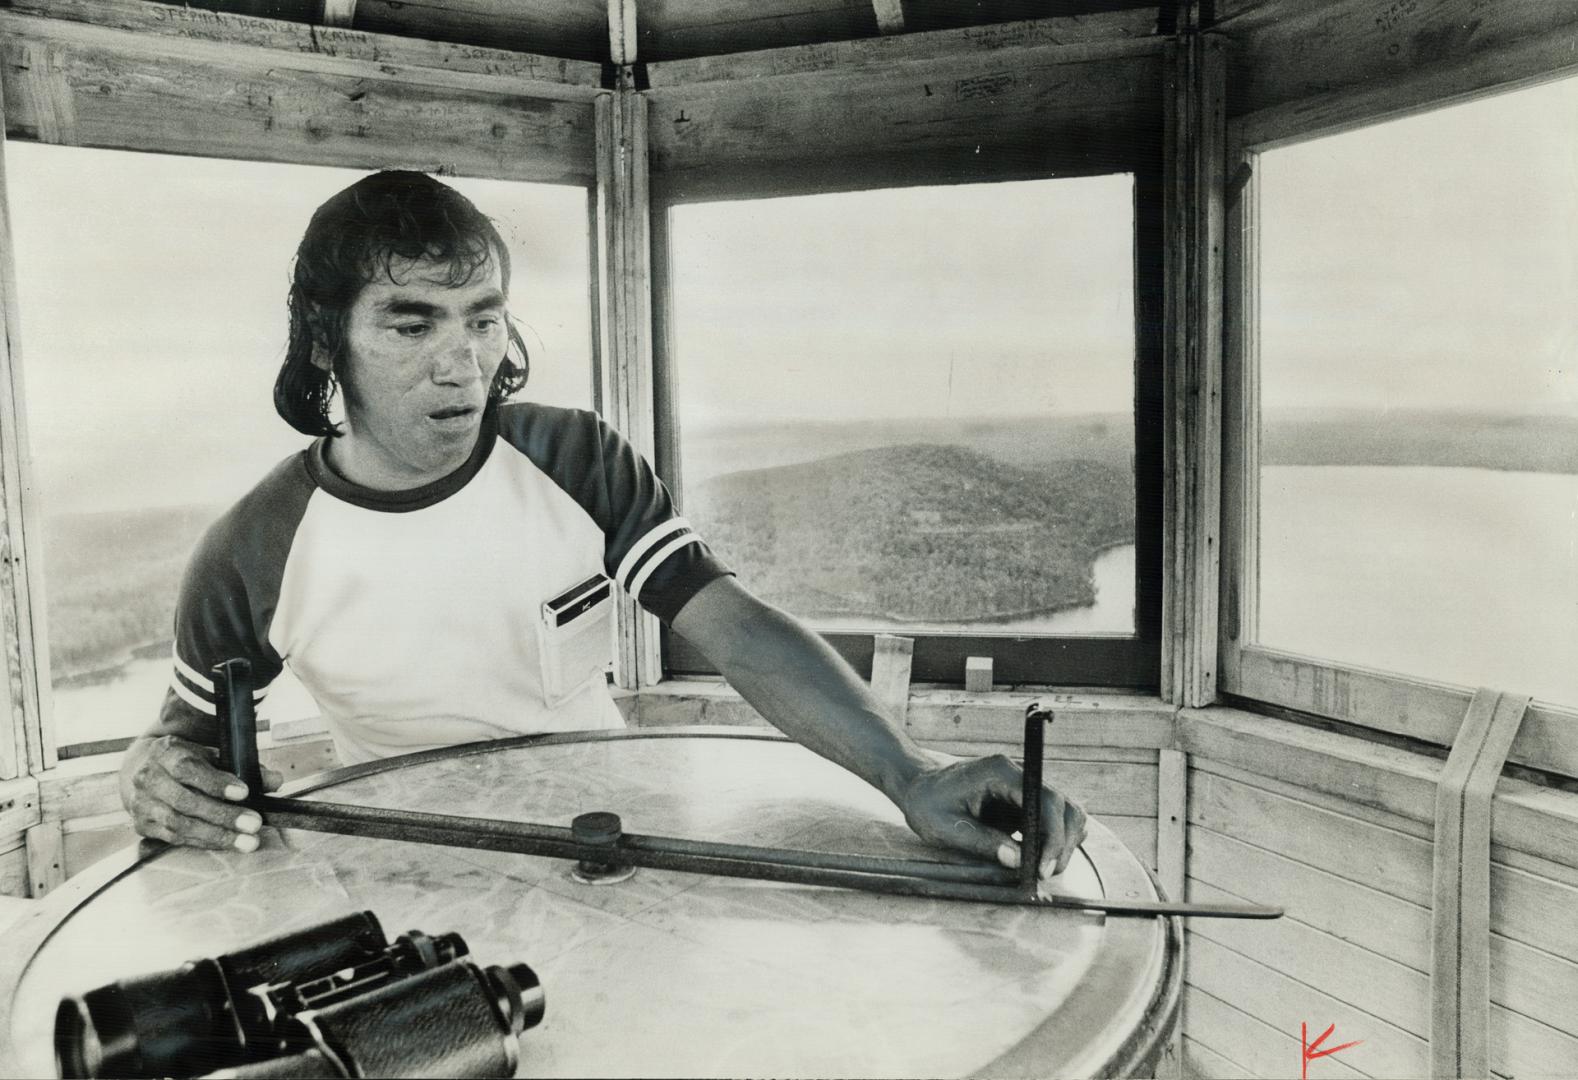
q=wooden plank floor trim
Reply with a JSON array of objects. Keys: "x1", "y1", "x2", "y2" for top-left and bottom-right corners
[
  {"x1": 1181, "y1": 1035, "x2": 1254, "y2": 1080},
  {"x1": 1184, "y1": 985, "x2": 1370, "y2": 1080},
  {"x1": 1189, "y1": 771, "x2": 1435, "y2": 906},
  {"x1": 1187, "y1": 931, "x2": 1428, "y2": 1078},
  {"x1": 1192, "y1": 755, "x2": 1432, "y2": 840},
  {"x1": 1190, "y1": 826, "x2": 1431, "y2": 973},
  {"x1": 1188, "y1": 877, "x2": 1429, "y2": 1039}
]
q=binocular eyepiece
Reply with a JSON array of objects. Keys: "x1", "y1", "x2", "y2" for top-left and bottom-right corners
[{"x1": 54, "y1": 911, "x2": 544, "y2": 1079}]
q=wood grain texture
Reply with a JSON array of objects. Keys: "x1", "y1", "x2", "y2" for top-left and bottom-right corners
[
  {"x1": 0, "y1": 23, "x2": 596, "y2": 183},
  {"x1": 1161, "y1": 32, "x2": 1225, "y2": 710},
  {"x1": 1187, "y1": 929, "x2": 1429, "y2": 1077},
  {"x1": 0, "y1": 74, "x2": 51, "y2": 777},
  {"x1": 869, "y1": 634, "x2": 915, "y2": 724},
  {"x1": 1156, "y1": 748, "x2": 1186, "y2": 901},
  {"x1": 597, "y1": 88, "x2": 664, "y2": 688},
  {"x1": 23, "y1": 820, "x2": 63, "y2": 898},
  {"x1": 354, "y1": 0, "x2": 609, "y2": 64},
  {"x1": 646, "y1": 8, "x2": 1160, "y2": 88},
  {"x1": 1192, "y1": 752, "x2": 1432, "y2": 840},
  {"x1": 0, "y1": 2, "x2": 603, "y2": 100},
  {"x1": 1188, "y1": 770, "x2": 1435, "y2": 906},
  {"x1": 1183, "y1": 985, "x2": 1366, "y2": 1080},
  {"x1": 0, "y1": 840, "x2": 27, "y2": 899},
  {"x1": 1432, "y1": 690, "x2": 1530, "y2": 1079},
  {"x1": 648, "y1": 50, "x2": 1161, "y2": 176},
  {"x1": 1179, "y1": 707, "x2": 1442, "y2": 824},
  {"x1": 1181, "y1": 1034, "x2": 1254, "y2": 1080},
  {"x1": 1228, "y1": 647, "x2": 1578, "y2": 779},
  {"x1": 1225, "y1": 0, "x2": 1578, "y2": 136},
  {"x1": 0, "y1": 777, "x2": 40, "y2": 838}
]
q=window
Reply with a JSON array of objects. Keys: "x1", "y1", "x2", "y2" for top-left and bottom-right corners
[
  {"x1": 7, "y1": 145, "x2": 594, "y2": 752},
  {"x1": 660, "y1": 175, "x2": 1162, "y2": 685},
  {"x1": 1243, "y1": 75, "x2": 1578, "y2": 712}
]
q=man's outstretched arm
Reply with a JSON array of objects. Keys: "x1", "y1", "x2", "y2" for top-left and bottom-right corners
[{"x1": 670, "y1": 575, "x2": 1087, "y2": 877}]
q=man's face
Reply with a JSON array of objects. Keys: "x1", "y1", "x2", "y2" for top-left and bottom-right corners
[{"x1": 326, "y1": 253, "x2": 508, "y2": 489}]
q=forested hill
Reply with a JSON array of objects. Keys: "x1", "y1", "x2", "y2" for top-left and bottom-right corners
[{"x1": 687, "y1": 443, "x2": 1133, "y2": 622}]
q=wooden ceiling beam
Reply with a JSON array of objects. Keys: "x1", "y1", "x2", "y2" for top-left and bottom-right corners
[
  {"x1": 0, "y1": 0, "x2": 604, "y2": 103},
  {"x1": 645, "y1": 8, "x2": 1160, "y2": 93}
]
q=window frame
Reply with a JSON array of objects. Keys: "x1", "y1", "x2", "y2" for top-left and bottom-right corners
[
  {"x1": 0, "y1": 10, "x2": 606, "y2": 764},
  {"x1": 1217, "y1": 71, "x2": 1578, "y2": 780},
  {"x1": 649, "y1": 155, "x2": 1165, "y2": 689}
]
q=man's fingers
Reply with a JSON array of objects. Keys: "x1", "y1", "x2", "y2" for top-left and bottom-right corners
[
  {"x1": 261, "y1": 765, "x2": 286, "y2": 792},
  {"x1": 145, "y1": 763, "x2": 261, "y2": 835},
  {"x1": 933, "y1": 815, "x2": 1020, "y2": 868},
  {"x1": 160, "y1": 742, "x2": 250, "y2": 802},
  {"x1": 1043, "y1": 797, "x2": 1089, "y2": 879},
  {"x1": 136, "y1": 804, "x2": 256, "y2": 852}
]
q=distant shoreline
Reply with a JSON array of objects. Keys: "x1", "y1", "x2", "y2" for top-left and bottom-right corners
[{"x1": 54, "y1": 639, "x2": 168, "y2": 691}]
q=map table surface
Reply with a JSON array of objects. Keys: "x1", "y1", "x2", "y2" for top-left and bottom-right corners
[{"x1": 0, "y1": 728, "x2": 1178, "y2": 1078}]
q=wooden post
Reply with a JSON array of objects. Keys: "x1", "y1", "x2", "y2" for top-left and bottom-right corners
[
  {"x1": 872, "y1": 0, "x2": 905, "y2": 35},
  {"x1": 320, "y1": 0, "x2": 357, "y2": 28},
  {"x1": 1430, "y1": 688, "x2": 1530, "y2": 1079},
  {"x1": 0, "y1": 73, "x2": 54, "y2": 775},
  {"x1": 597, "y1": 79, "x2": 662, "y2": 689},
  {"x1": 869, "y1": 634, "x2": 914, "y2": 727},
  {"x1": 24, "y1": 819, "x2": 63, "y2": 897},
  {"x1": 1161, "y1": 23, "x2": 1226, "y2": 709},
  {"x1": 608, "y1": 0, "x2": 638, "y2": 66}
]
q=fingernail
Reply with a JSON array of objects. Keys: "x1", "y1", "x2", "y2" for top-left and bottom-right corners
[
  {"x1": 233, "y1": 833, "x2": 259, "y2": 853},
  {"x1": 236, "y1": 812, "x2": 261, "y2": 834},
  {"x1": 997, "y1": 842, "x2": 1021, "y2": 869},
  {"x1": 224, "y1": 783, "x2": 248, "y2": 801}
]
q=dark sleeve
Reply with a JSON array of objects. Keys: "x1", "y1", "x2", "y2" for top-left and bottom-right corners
[
  {"x1": 158, "y1": 457, "x2": 311, "y2": 738},
  {"x1": 497, "y1": 404, "x2": 733, "y2": 624}
]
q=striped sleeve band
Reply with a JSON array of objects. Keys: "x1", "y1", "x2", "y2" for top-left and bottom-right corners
[
  {"x1": 615, "y1": 517, "x2": 702, "y2": 604},
  {"x1": 171, "y1": 649, "x2": 270, "y2": 717}
]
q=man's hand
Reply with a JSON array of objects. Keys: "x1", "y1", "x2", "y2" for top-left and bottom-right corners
[
  {"x1": 120, "y1": 734, "x2": 283, "y2": 852},
  {"x1": 897, "y1": 754, "x2": 1088, "y2": 878}
]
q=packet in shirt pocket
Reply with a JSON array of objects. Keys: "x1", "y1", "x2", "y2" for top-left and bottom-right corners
[{"x1": 537, "y1": 573, "x2": 616, "y2": 707}]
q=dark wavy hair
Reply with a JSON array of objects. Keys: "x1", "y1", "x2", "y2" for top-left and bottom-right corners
[{"x1": 275, "y1": 170, "x2": 530, "y2": 437}]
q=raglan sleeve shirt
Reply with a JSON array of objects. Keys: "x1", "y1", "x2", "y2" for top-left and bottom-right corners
[{"x1": 157, "y1": 404, "x2": 733, "y2": 748}]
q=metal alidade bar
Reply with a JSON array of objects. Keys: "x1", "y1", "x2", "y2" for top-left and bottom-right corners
[{"x1": 217, "y1": 669, "x2": 1280, "y2": 920}]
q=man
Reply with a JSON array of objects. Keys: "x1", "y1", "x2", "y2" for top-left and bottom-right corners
[{"x1": 119, "y1": 170, "x2": 1086, "y2": 879}]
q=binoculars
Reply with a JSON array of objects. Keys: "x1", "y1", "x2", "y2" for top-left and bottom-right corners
[{"x1": 54, "y1": 911, "x2": 544, "y2": 1079}]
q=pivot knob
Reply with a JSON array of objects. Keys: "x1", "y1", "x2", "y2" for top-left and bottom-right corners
[{"x1": 569, "y1": 811, "x2": 635, "y2": 885}]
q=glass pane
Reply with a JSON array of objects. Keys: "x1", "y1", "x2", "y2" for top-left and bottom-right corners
[
  {"x1": 671, "y1": 177, "x2": 1136, "y2": 636},
  {"x1": 7, "y1": 145, "x2": 593, "y2": 746},
  {"x1": 1257, "y1": 75, "x2": 1578, "y2": 707}
]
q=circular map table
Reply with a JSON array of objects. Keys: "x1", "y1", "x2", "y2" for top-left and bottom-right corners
[{"x1": 0, "y1": 729, "x2": 1179, "y2": 1078}]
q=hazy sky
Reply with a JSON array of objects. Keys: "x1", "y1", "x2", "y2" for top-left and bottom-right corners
[{"x1": 5, "y1": 70, "x2": 1576, "y2": 513}]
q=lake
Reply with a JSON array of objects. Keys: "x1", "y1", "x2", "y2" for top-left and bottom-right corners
[{"x1": 49, "y1": 464, "x2": 1578, "y2": 747}]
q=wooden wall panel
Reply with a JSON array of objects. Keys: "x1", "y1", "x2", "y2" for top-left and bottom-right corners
[
  {"x1": 648, "y1": 50, "x2": 1161, "y2": 180},
  {"x1": 1186, "y1": 751, "x2": 1578, "y2": 1080},
  {"x1": 1187, "y1": 929, "x2": 1429, "y2": 1077},
  {"x1": 0, "y1": 32, "x2": 594, "y2": 183},
  {"x1": 1181, "y1": 1034, "x2": 1252, "y2": 1079},
  {"x1": 1183, "y1": 986, "x2": 1366, "y2": 1080},
  {"x1": 0, "y1": 834, "x2": 26, "y2": 898}
]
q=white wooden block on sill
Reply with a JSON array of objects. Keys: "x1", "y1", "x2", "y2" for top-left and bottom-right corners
[{"x1": 965, "y1": 656, "x2": 993, "y2": 694}]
